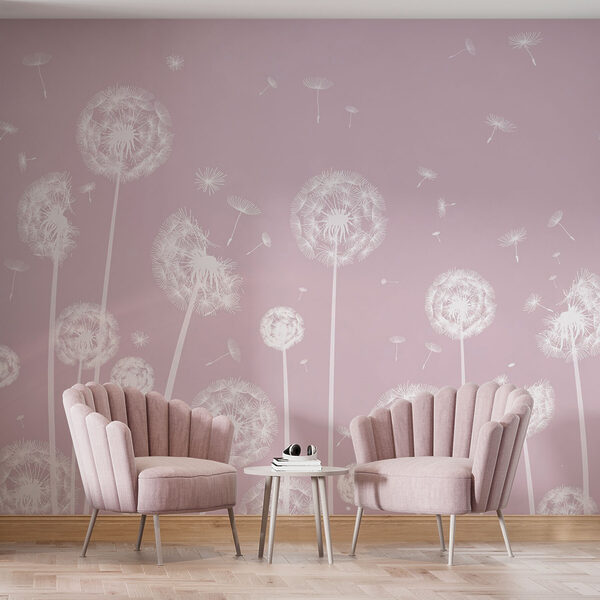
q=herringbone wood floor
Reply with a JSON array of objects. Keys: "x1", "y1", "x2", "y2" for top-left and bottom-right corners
[{"x1": 1, "y1": 539, "x2": 599, "y2": 599}]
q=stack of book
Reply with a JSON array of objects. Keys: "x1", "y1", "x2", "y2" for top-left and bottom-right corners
[{"x1": 271, "y1": 455, "x2": 322, "y2": 472}]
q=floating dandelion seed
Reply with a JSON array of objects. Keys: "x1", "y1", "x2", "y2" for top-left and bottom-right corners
[
  {"x1": 195, "y1": 167, "x2": 226, "y2": 196},
  {"x1": 297, "y1": 286, "x2": 308, "y2": 301},
  {"x1": 448, "y1": 38, "x2": 476, "y2": 59},
  {"x1": 421, "y1": 342, "x2": 442, "y2": 370},
  {"x1": 335, "y1": 425, "x2": 350, "y2": 447},
  {"x1": 131, "y1": 330, "x2": 149, "y2": 348},
  {"x1": 507, "y1": 362, "x2": 516, "y2": 368},
  {"x1": 205, "y1": 338, "x2": 241, "y2": 366},
  {"x1": 381, "y1": 277, "x2": 400, "y2": 286},
  {"x1": 193, "y1": 378, "x2": 277, "y2": 468},
  {"x1": 0, "y1": 121, "x2": 18, "y2": 141},
  {"x1": 547, "y1": 210, "x2": 575, "y2": 241},
  {"x1": 246, "y1": 232, "x2": 272, "y2": 255},
  {"x1": 165, "y1": 54, "x2": 184, "y2": 71},
  {"x1": 0, "y1": 345, "x2": 20, "y2": 388},
  {"x1": 494, "y1": 374, "x2": 510, "y2": 385},
  {"x1": 300, "y1": 358, "x2": 309, "y2": 372},
  {"x1": 79, "y1": 182, "x2": 96, "y2": 203},
  {"x1": 498, "y1": 227, "x2": 527, "y2": 263},
  {"x1": 152, "y1": 210, "x2": 242, "y2": 400},
  {"x1": 524, "y1": 293, "x2": 554, "y2": 314},
  {"x1": 110, "y1": 356, "x2": 154, "y2": 393},
  {"x1": 226, "y1": 195, "x2": 261, "y2": 247},
  {"x1": 337, "y1": 463, "x2": 356, "y2": 504},
  {"x1": 345, "y1": 106, "x2": 359, "y2": 128},
  {"x1": 549, "y1": 274, "x2": 558, "y2": 288},
  {"x1": 22, "y1": 52, "x2": 52, "y2": 99},
  {"x1": 416, "y1": 166, "x2": 438, "y2": 188},
  {"x1": 509, "y1": 32, "x2": 543, "y2": 66},
  {"x1": 537, "y1": 486, "x2": 597, "y2": 515},
  {"x1": 377, "y1": 382, "x2": 439, "y2": 409},
  {"x1": 426, "y1": 269, "x2": 496, "y2": 385},
  {"x1": 239, "y1": 478, "x2": 312, "y2": 516},
  {"x1": 16, "y1": 415, "x2": 24, "y2": 428},
  {"x1": 258, "y1": 76, "x2": 278, "y2": 96},
  {"x1": 4, "y1": 258, "x2": 29, "y2": 302},
  {"x1": 389, "y1": 336, "x2": 406, "y2": 362},
  {"x1": 552, "y1": 251, "x2": 561, "y2": 264},
  {"x1": 432, "y1": 231, "x2": 441, "y2": 243},
  {"x1": 486, "y1": 114, "x2": 517, "y2": 144},
  {"x1": 18, "y1": 153, "x2": 36, "y2": 174},
  {"x1": 303, "y1": 76, "x2": 334, "y2": 124},
  {"x1": 437, "y1": 197, "x2": 456, "y2": 218}
]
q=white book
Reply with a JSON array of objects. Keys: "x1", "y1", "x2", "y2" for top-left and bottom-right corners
[
  {"x1": 271, "y1": 464, "x2": 322, "y2": 472},
  {"x1": 272, "y1": 457, "x2": 321, "y2": 467}
]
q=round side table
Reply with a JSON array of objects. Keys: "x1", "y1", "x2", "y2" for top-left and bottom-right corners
[{"x1": 243, "y1": 465, "x2": 348, "y2": 565}]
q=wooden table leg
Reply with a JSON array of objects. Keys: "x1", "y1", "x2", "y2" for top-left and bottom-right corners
[
  {"x1": 311, "y1": 476, "x2": 323, "y2": 557},
  {"x1": 266, "y1": 476, "x2": 280, "y2": 564},
  {"x1": 258, "y1": 476, "x2": 272, "y2": 559},
  {"x1": 317, "y1": 477, "x2": 333, "y2": 565}
]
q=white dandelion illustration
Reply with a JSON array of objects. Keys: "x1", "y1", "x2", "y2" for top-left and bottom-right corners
[
  {"x1": 523, "y1": 293, "x2": 554, "y2": 314},
  {"x1": 166, "y1": 54, "x2": 184, "y2": 71},
  {"x1": 0, "y1": 345, "x2": 20, "y2": 388},
  {"x1": 291, "y1": 169, "x2": 386, "y2": 482},
  {"x1": 0, "y1": 121, "x2": 18, "y2": 141},
  {"x1": 246, "y1": 232, "x2": 272, "y2": 255},
  {"x1": 421, "y1": 342, "x2": 442, "y2": 370},
  {"x1": 493, "y1": 374, "x2": 510, "y2": 385},
  {"x1": 345, "y1": 106, "x2": 359, "y2": 128},
  {"x1": 195, "y1": 167, "x2": 226, "y2": 196},
  {"x1": 380, "y1": 277, "x2": 400, "y2": 286},
  {"x1": 448, "y1": 38, "x2": 476, "y2": 59},
  {"x1": 335, "y1": 424, "x2": 350, "y2": 447},
  {"x1": 152, "y1": 210, "x2": 242, "y2": 400},
  {"x1": 226, "y1": 196, "x2": 261, "y2": 247},
  {"x1": 498, "y1": 227, "x2": 527, "y2": 263},
  {"x1": 110, "y1": 356, "x2": 154, "y2": 393},
  {"x1": 18, "y1": 172, "x2": 77, "y2": 514},
  {"x1": 238, "y1": 478, "x2": 312, "y2": 516},
  {"x1": 55, "y1": 302, "x2": 119, "y2": 382},
  {"x1": 18, "y1": 153, "x2": 36, "y2": 174},
  {"x1": 300, "y1": 358, "x2": 309, "y2": 372},
  {"x1": 426, "y1": 269, "x2": 496, "y2": 385},
  {"x1": 205, "y1": 338, "x2": 241, "y2": 366},
  {"x1": 0, "y1": 440, "x2": 73, "y2": 514},
  {"x1": 389, "y1": 335, "x2": 406, "y2": 362},
  {"x1": 549, "y1": 274, "x2": 558, "y2": 288},
  {"x1": 437, "y1": 197, "x2": 456, "y2": 218},
  {"x1": 432, "y1": 231, "x2": 441, "y2": 243},
  {"x1": 552, "y1": 251, "x2": 561, "y2": 264},
  {"x1": 78, "y1": 86, "x2": 172, "y2": 382},
  {"x1": 548, "y1": 210, "x2": 575, "y2": 241},
  {"x1": 297, "y1": 286, "x2": 308, "y2": 301},
  {"x1": 377, "y1": 382, "x2": 439, "y2": 409},
  {"x1": 79, "y1": 182, "x2": 96, "y2": 203},
  {"x1": 416, "y1": 166, "x2": 438, "y2": 188},
  {"x1": 22, "y1": 52, "x2": 52, "y2": 99},
  {"x1": 193, "y1": 378, "x2": 277, "y2": 468},
  {"x1": 507, "y1": 362, "x2": 516, "y2": 368},
  {"x1": 131, "y1": 330, "x2": 150, "y2": 348},
  {"x1": 4, "y1": 258, "x2": 29, "y2": 302},
  {"x1": 537, "y1": 486, "x2": 597, "y2": 515},
  {"x1": 486, "y1": 114, "x2": 517, "y2": 144},
  {"x1": 536, "y1": 270, "x2": 600, "y2": 512},
  {"x1": 337, "y1": 464, "x2": 356, "y2": 505},
  {"x1": 258, "y1": 76, "x2": 278, "y2": 96},
  {"x1": 509, "y1": 32, "x2": 542, "y2": 66},
  {"x1": 303, "y1": 76, "x2": 334, "y2": 124},
  {"x1": 16, "y1": 415, "x2": 24, "y2": 428}
]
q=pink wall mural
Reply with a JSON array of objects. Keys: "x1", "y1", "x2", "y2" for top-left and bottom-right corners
[{"x1": 0, "y1": 19, "x2": 599, "y2": 516}]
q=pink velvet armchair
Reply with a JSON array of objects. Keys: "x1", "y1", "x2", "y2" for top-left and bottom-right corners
[
  {"x1": 63, "y1": 382, "x2": 241, "y2": 565},
  {"x1": 349, "y1": 382, "x2": 532, "y2": 565}
]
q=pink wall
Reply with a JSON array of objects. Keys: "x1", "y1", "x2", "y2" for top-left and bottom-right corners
[{"x1": 1, "y1": 19, "x2": 599, "y2": 515}]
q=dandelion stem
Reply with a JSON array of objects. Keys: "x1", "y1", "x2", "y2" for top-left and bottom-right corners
[
  {"x1": 48, "y1": 257, "x2": 59, "y2": 513},
  {"x1": 459, "y1": 330, "x2": 466, "y2": 386},
  {"x1": 8, "y1": 271, "x2": 16, "y2": 302},
  {"x1": 422, "y1": 351, "x2": 432, "y2": 370},
  {"x1": 572, "y1": 346, "x2": 590, "y2": 513},
  {"x1": 77, "y1": 359, "x2": 82, "y2": 384},
  {"x1": 227, "y1": 213, "x2": 241, "y2": 247},
  {"x1": 327, "y1": 242, "x2": 338, "y2": 508},
  {"x1": 559, "y1": 223, "x2": 575, "y2": 241},
  {"x1": 282, "y1": 348, "x2": 290, "y2": 513},
  {"x1": 515, "y1": 244, "x2": 519, "y2": 263},
  {"x1": 523, "y1": 440, "x2": 536, "y2": 515},
  {"x1": 394, "y1": 345, "x2": 398, "y2": 362},
  {"x1": 246, "y1": 242, "x2": 263, "y2": 255},
  {"x1": 487, "y1": 127, "x2": 496, "y2": 144},
  {"x1": 316, "y1": 89, "x2": 320, "y2": 124},
  {"x1": 525, "y1": 47, "x2": 537, "y2": 66},
  {"x1": 259, "y1": 85, "x2": 269, "y2": 96},
  {"x1": 417, "y1": 177, "x2": 425, "y2": 188},
  {"x1": 448, "y1": 48, "x2": 466, "y2": 59},
  {"x1": 205, "y1": 352, "x2": 227, "y2": 366},
  {"x1": 348, "y1": 114, "x2": 353, "y2": 129},
  {"x1": 37, "y1": 65, "x2": 48, "y2": 99}
]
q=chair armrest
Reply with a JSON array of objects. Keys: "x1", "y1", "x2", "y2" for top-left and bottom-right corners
[{"x1": 471, "y1": 421, "x2": 502, "y2": 512}]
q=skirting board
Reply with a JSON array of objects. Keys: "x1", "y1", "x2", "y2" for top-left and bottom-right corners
[{"x1": 0, "y1": 515, "x2": 598, "y2": 544}]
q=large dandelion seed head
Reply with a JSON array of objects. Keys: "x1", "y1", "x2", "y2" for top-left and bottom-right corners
[
  {"x1": 260, "y1": 307, "x2": 304, "y2": 351},
  {"x1": 17, "y1": 172, "x2": 78, "y2": 264},
  {"x1": 509, "y1": 32, "x2": 543, "y2": 50},
  {"x1": 537, "y1": 486, "x2": 597, "y2": 515},
  {"x1": 110, "y1": 356, "x2": 154, "y2": 393},
  {"x1": 0, "y1": 440, "x2": 73, "y2": 514},
  {"x1": 238, "y1": 478, "x2": 312, "y2": 515},
  {"x1": 192, "y1": 378, "x2": 277, "y2": 468},
  {"x1": 0, "y1": 345, "x2": 20, "y2": 388},
  {"x1": 526, "y1": 379, "x2": 555, "y2": 437},
  {"x1": 290, "y1": 170, "x2": 386, "y2": 267},
  {"x1": 77, "y1": 85, "x2": 173, "y2": 183},
  {"x1": 377, "y1": 382, "x2": 439, "y2": 409},
  {"x1": 498, "y1": 227, "x2": 527, "y2": 247},
  {"x1": 152, "y1": 210, "x2": 242, "y2": 316},
  {"x1": 426, "y1": 269, "x2": 496, "y2": 340},
  {"x1": 55, "y1": 302, "x2": 119, "y2": 369}
]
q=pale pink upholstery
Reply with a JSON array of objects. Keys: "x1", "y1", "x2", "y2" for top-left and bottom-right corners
[{"x1": 350, "y1": 382, "x2": 532, "y2": 564}]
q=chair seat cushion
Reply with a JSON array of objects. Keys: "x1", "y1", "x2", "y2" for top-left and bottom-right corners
[
  {"x1": 354, "y1": 457, "x2": 473, "y2": 515},
  {"x1": 135, "y1": 456, "x2": 236, "y2": 513}
]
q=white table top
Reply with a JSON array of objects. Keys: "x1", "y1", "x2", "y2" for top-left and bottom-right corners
[{"x1": 244, "y1": 465, "x2": 349, "y2": 477}]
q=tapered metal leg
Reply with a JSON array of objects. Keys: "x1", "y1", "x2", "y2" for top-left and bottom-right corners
[
  {"x1": 227, "y1": 507, "x2": 242, "y2": 557},
  {"x1": 258, "y1": 476, "x2": 272, "y2": 559},
  {"x1": 135, "y1": 514, "x2": 146, "y2": 551},
  {"x1": 497, "y1": 509, "x2": 514, "y2": 558},
  {"x1": 80, "y1": 508, "x2": 98, "y2": 557},
  {"x1": 266, "y1": 476, "x2": 280, "y2": 564},
  {"x1": 436, "y1": 514, "x2": 446, "y2": 552},
  {"x1": 448, "y1": 514, "x2": 456, "y2": 566},
  {"x1": 350, "y1": 507, "x2": 363, "y2": 556},
  {"x1": 317, "y1": 477, "x2": 333, "y2": 565},
  {"x1": 153, "y1": 515, "x2": 163, "y2": 566},
  {"x1": 311, "y1": 477, "x2": 323, "y2": 557}
]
